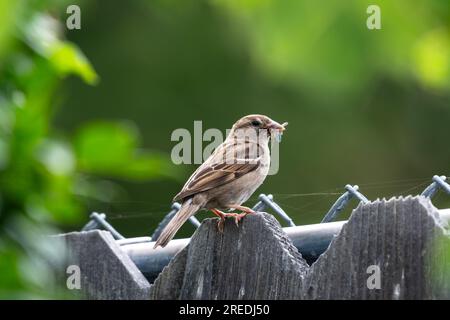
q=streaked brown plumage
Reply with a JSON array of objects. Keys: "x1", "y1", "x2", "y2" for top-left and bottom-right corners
[{"x1": 153, "y1": 115, "x2": 287, "y2": 248}]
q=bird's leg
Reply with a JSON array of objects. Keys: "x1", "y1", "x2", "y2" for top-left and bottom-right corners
[
  {"x1": 211, "y1": 208, "x2": 227, "y2": 233},
  {"x1": 225, "y1": 205, "x2": 255, "y2": 226},
  {"x1": 212, "y1": 206, "x2": 255, "y2": 230},
  {"x1": 228, "y1": 205, "x2": 255, "y2": 214}
]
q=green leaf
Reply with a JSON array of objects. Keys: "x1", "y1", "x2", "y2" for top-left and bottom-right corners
[
  {"x1": 123, "y1": 151, "x2": 181, "y2": 180},
  {"x1": 74, "y1": 121, "x2": 138, "y2": 172},
  {"x1": 49, "y1": 42, "x2": 99, "y2": 85},
  {"x1": 23, "y1": 13, "x2": 98, "y2": 85},
  {"x1": 74, "y1": 121, "x2": 179, "y2": 180}
]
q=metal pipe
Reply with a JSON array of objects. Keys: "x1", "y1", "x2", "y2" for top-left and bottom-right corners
[{"x1": 119, "y1": 209, "x2": 450, "y2": 283}]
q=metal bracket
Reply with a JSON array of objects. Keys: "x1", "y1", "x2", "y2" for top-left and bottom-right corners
[
  {"x1": 252, "y1": 194, "x2": 295, "y2": 227},
  {"x1": 421, "y1": 175, "x2": 450, "y2": 198},
  {"x1": 321, "y1": 184, "x2": 369, "y2": 223},
  {"x1": 81, "y1": 212, "x2": 125, "y2": 240}
]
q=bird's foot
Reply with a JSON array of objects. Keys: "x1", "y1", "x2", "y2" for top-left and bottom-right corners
[
  {"x1": 224, "y1": 212, "x2": 248, "y2": 227},
  {"x1": 217, "y1": 219, "x2": 225, "y2": 233},
  {"x1": 228, "y1": 205, "x2": 255, "y2": 215},
  {"x1": 211, "y1": 208, "x2": 226, "y2": 233},
  {"x1": 211, "y1": 207, "x2": 253, "y2": 231}
]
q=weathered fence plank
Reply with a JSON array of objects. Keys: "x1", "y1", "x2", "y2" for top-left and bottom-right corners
[
  {"x1": 57, "y1": 230, "x2": 151, "y2": 299},
  {"x1": 149, "y1": 212, "x2": 309, "y2": 299},
  {"x1": 302, "y1": 196, "x2": 449, "y2": 299}
]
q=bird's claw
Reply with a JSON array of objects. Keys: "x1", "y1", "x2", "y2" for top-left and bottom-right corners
[
  {"x1": 213, "y1": 208, "x2": 249, "y2": 232},
  {"x1": 217, "y1": 219, "x2": 225, "y2": 233},
  {"x1": 233, "y1": 215, "x2": 242, "y2": 227},
  {"x1": 225, "y1": 212, "x2": 246, "y2": 227},
  {"x1": 229, "y1": 205, "x2": 255, "y2": 215}
]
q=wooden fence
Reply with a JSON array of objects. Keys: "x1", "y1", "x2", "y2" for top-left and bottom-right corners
[{"x1": 58, "y1": 196, "x2": 450, "y2": 299}]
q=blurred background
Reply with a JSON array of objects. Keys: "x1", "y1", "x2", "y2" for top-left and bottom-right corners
[{"x1": 0, "y1": 0, "x2": 449, "y2": 298}]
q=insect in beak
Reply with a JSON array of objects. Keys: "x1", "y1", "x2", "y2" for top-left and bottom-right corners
[{"x1": 268, "y1": 121, "x2": 288, "y2": 142}]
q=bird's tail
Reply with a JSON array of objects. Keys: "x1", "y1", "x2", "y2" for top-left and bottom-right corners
[{"x1": 153, "y1": 199, "x2": 200, "y2": 248}]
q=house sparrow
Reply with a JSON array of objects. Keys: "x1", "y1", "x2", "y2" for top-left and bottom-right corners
[{"x1": 153, "y1": 115, "x2": 287, "y2": 248}]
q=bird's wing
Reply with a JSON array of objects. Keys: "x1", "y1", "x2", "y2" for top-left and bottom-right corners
[{"x1": 173, "y1": 141, "x2": 261, "y2": 202}]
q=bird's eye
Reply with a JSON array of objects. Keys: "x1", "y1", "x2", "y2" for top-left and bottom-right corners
[{"x1": 251, "y1": 120, "x2": 261, "y2": 127}]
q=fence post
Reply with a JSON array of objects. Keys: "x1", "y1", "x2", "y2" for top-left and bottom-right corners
[{"x1": 56, "y1": 230, "x2": 151, "y2": 299}]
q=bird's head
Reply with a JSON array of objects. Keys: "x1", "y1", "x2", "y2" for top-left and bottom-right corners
[{"x1": 230, "y1": 115, "x2": 288, "y2": 141}]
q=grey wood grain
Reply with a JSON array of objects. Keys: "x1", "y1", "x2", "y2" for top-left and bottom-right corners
[
  {"x1": 301, "y1": 196, "x2": 449, "y2": 299},
  {"x1": 57, "y1": 230, "x2": 151, "y2": 299},
  {"x1": 150, "y1": 212, "x2": 309, "y2": 299}
]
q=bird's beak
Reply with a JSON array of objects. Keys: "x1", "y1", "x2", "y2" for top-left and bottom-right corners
[{"x1": 268, "y1": 121, "x2": 288, "y2": 132}]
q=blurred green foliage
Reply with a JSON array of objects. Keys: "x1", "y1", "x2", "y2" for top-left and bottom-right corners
[
  {"x1": 0, "y1": 0, "x2": 449, "y2": 298},
  {"x1": 74, "y1": 121, "x2": 180, "y2": 180},
  {"x1": 213, "y1": 0, "x2": 449, "y2": 93},
  {"x1": 431, "y1": 230, "x2": 450, "y2": 296},
  {"x1": 0, "y1": 0, "x2": 177, "y2": 298}
]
